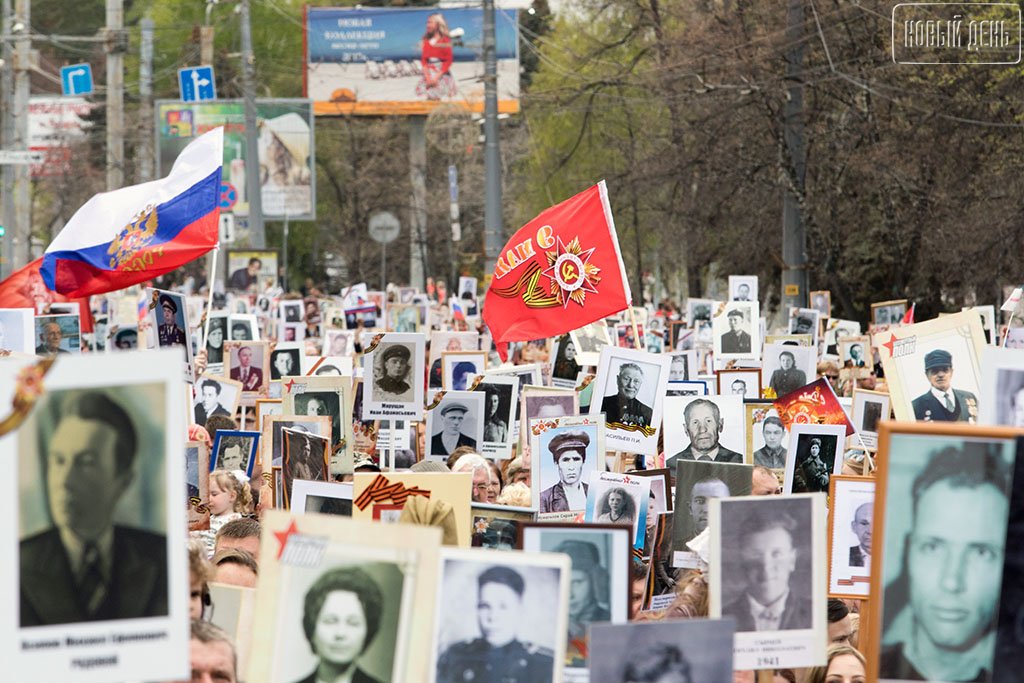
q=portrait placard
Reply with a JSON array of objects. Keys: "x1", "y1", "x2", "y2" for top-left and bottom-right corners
[
  {"x1": 33, "y1": 313, "x2": 81, "y2": 356},
  {"x1": 259, "y1": 414, "x2": 331, "y2": 468},
  {"x1": 671, "y1": 460, "x2": 753, "y2": 565},
  {"x1": 428, "y1": 331, "x2": 479, "y2": 388},
  {"x1": 290, "y1": 479, "x2": 353, "y2": 516},
  {"x1": 717, "y1": 368, "x2": 762, "y2": 399},
  {"x1": 282, "y1": 374, "x2": 355, "y2": 476},
  {"x1": 205, "y1": 312, "x2": 228, "y2": 372},
  {"x1": 254, "y1": 398, "x2": 282, "y2": 431},
  {"x1": 569, "y1": 321, "x2": 613, "y2": 367},
  {"x1": 321, "y1": 328, "x2": 354, "y2": 357},
  {"x1": 221, "y1": 340, "x2": 271, "y2": 403},
  {"x1": 268, "y1": 342, "x2": 303, "y2": 381},
  {"x1": 550, "y1": 334, "x2": 582, "y2": 389},
  {"x1": 788, "y1": 306, "x2": 822, "y2": 346},
  {"x1": 0, "y1": 307, "x2": 35, "y2": 353},
  {"x1": 589, "y1": 619, "x2": 735, "y2": 683},
  {"x1": 589, "y1": 346, "x2": 670, "y2": 456},
  {"x1": 713, "y1": 301, "x2": 760, "y2": 362},
  {"x1": 352, "y1": 472, "x2": 472, "y2": 546},
  {"x1": 531, "y1": 414, "x2": 606, "y2": 517},
  {"x1": 210, "y1": 429, "x2": 260, "y2": 477},
  {"x1": 663, "y1": 395, "x2": 746, "y2": 472},
  {"x1": 472, "y1": 374, "x2": 518, "y2": 460},
  {"x1": 1, "y1": 350, "x2": 188, "y2": 681},
  {"x1": 520, "y1": 384, "x2": 578, "y2": 450},
  {"x1": 388, "y1": 303, "x2": 421, "y2": 333},
  {"x1": 225, "y1": 249, "x2": 278, "y2": 292},
  {"x1": 307, "y1": 355, "x2": 354, "y2": 377},
  {"x1": 839, "y1": 335, "x2": 872, "y2": 371},
  {"x1": 362, "y1": 333, "x2": 426, "y2": 421},
  {"x1": 145, "y1": 288, "x2": 196, "y2": 382},
  {"x1": 827, "y1": 475, "x2": 875, "y2": 599},
  {"x1": 192, "y1": 375, "x2": 242, "y2": 428},
  {"x1": 584, "y1": 471, "x2": 652, "y2": 550},
  {"x1": 686, "y1": 298, "x2": 717, "y2": 327},
  {"x1": 424, "y1": 390, "x2": 485, "y2": 462},
  {"x1": 874, "y1": 311, "x2": 986, "y2": 423},
  {"x1": 247, "y1": 511, "x2": 442, "y2": 682},
  {"x1": 667, "y1": 379, "x2": 707, "y2": 397},
  {"x1": 429, "y1": 547, "x2": 569, "y2": 683},
  {"x1": 441, "y1": 350, "x2": 487, "y2": 391},
  {"x1": 186, "y1": 440, "x2": 210, "y2": 532},
  {"x1": 762, "y1": 342, "x2": 816, "y2": 398},
  {"x1": 979, "y1": 345, "x2": 1024, "y2": 427},
  {"x1": 471, "y1": 504, "x2": 535, "y2": 550},
  {"x1": 810, "y1": 290, "x2": 831, "y2": 317},
  {"x1": 520, "y1": 523, "x2": 631, "y2": 680},
  {"x1": 871, "y1": 298, "x2": 908, "y2": 328},
  {"x1": 868, "y1": 422, "x2": 1017, "y2": 683},
  {"x1": 710, "y1": 494, "x2": 827, "y2": 670},
  {"x1": 729, "y1": 275, "x2": 758, "y2": 303},
  {"x1": 667, "y1": 350, "x2": 697, "y2": 382},
  {"x1": 282, "y1": 427, "x2": 330, "y2": 508},
  {"x1": 993, "y1": 435, "x2": 1024, "y2": 682},
  {"x1": 782, "y1": 423, "x2": 847, "y2": 495},
  {"x1": 851, "y1": 388, "x2": 890, "y2": 451},
  {"x1": 108, "y1": 323, "x2": 139, "y2": 352},
  {"x1": 227, "y1": 313, "x2": 259, "y2": 341},
  {"x1": 745, "y1": 402, "x2": 790, "y2": 470}
]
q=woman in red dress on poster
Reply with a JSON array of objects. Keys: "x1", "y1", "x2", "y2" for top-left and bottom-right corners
[{"x1": 417, "y1": 13, "x2": 456, "y2": 100}]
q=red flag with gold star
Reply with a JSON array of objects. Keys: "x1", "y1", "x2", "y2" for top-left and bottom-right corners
[{"x1": 482, "y1": 181, "x2": 631, "y2": 361}]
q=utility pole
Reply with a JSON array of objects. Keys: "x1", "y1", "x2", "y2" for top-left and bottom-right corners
[
  {"x1": 239, "y1": 0, "x2": 264, "y2": 247},
  {"x1": 201, "y1": 0, "x2": 215, "y2": 66},
  {"x1": 482, "y1": 0, "x2": 502, "y2": 276},
  {"x1": 1, "y1": 0, "x2": 14, "y2": 278},
  {"x1": 780, "y1": 0, "x2": 807, "y2": 315},
  {"x1": 105, "y1": 0, "x2": 124, "y2": 191},
  {"x1": 138, "y1": 17, "x2": 154, "y2": 183},
  {"x1": 408, "y1": 117, "x2": 427, "y2": 291},
  {"x1": 10, "y1": 0, "x2": 29, "y2": 269}
]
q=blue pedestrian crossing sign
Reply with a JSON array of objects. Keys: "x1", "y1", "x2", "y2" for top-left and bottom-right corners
[
  {"x1": 60, "y1": 64, "x2": 93, "y2": 96},
  {"x1": 178, "y1": 66, "x2": 217, "y2": 103}
]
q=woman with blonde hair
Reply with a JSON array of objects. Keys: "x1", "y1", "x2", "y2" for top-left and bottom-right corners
[
  {"x1": 417, "y1": 13, "x2": 456, "y2": 99},
  {"x1": 805, "y1": 645, "x2": 866, "y2": 683}
]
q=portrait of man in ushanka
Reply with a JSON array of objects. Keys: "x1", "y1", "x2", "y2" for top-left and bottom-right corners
[
  {"x1": 911, "y1": 349, "x2": 978, "y2": 423},
  {"x1": 20, "y1": 390, "x2": 168, "y2": 627}
]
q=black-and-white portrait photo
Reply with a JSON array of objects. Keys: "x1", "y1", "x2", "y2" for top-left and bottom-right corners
[
  {"x1": 729, "y1": 275, "x2": 758, "y2": 303},
  {"x1": 687, "y1": 298, "x2": 715, "y2": 326},
  {"x1": 762, "y1": 343, "x2": 816, "y2": 399},
  {"x1": 599, "y1": 358, "x2": 658, "y2": 429},
  {"x1": 664, "y1": 395, "x2": 745, "y2": 470},
  {"x1": 283, "y1": 428, "x2": 330, "y2": 506},
  {"x1": 111, "y1": 324, "x2": 139, "y2": 350},
  {"x1": 264, "y1": 416, "x2": 331, "y2": 468},
  {"x1": 0, "y1": 307, "x2": 34, "y2": 353},
  {"x1": 714, "y1": 302, "x2": 759, "y2": 360},
  {"x1": 442, "y1": 352, "x2": 486, "y2": 391},
  {"x1": 671, "y1": 460, "x2": 752, "y2": 560},
  {"x1": 717, "y1": 496, "x2": 815, "y2": 633},
  {"x1": 291, "y1": 480, "x2": 354, "y2": 517},
  {"x1": 211, "y1": 429, "x2": 259, "y2": 476},
  {"x1": 193, "y1": 376, "x2": 240, "y2": 427},
  {"x1": 294, "y1": 390, "x2": 343, "y2": 446},
  {"x1": 34, "y1": 313, "x2": 81, "y2": 355},
  {"x1": 876, "y1": 432, "x2": 1014, "y2": 683},
  {"x1": 372, "y1": 342, "x2": 415, "y2": 403},
  {"x1": 521, "y1": 525, "x2": 631, "y2": 672},
  {"x1": 851, "y1": 389, "x2": 890, "y2": 451},
  {"x1": 589, "y1": 619, "x2": 735, "y2": 683},
  {"x1": 569, "y1": 321, "x2": 613, "y2": 366},
  {"x1": 19, "y1": 385, "x2": 168, "y2": 627},
  {"x1": 667, "y1": 351, "x2": 694, "y2": 382},
  {"x1": 536, "y1": 420, "x2": 603, "y2": 514},
  {"x1": 428, "y1": 332, "x2": 480, "y2": 389},
  {"x1": 206, "y1": 314, "x2": 228, "y2": 365},
  {"x1": 585, "y1": 472, "x2": 652, "y2": 549},
  {"x1": 523, "y1": 391, "x2": 576, "y2": 433},
  {"x1": 475, "y1": 375, "x2": 517, "y2": 459},
  {"x1": 750, "y1": 411, "x2": 789, "y2": 470},
  {"x1": 994, "y1": 435, "x2": 1024, "y2": 683},
  {"x1": 840, "y1": 337, "x2": 870, "y2": 369},
  {"x1": 788, "y1": 307, "x2": 821, "y2": 342},
  {"x1": 784, "y1": 425, "x2": 845, "y2": 495},
  {"x1": 228, "y1": 313, "x2": 258, "y2": 341},
  {"x1": 828, "y1": 476, "x2": 874, "y2": 598},
  {"x1": 426, "y1": 392, "x2": 485, "y2": 459},
  {"x1": 551, "y1": 334, "x2": 582, "y2": 387},
  {"x1": 718, "y1": 370, "x2": 761, "y2": 400},
  {"x1": 280, "y1": 300, "x2": 304, "y2": 324},
  {"x1": 323, "y1": 329, "x2": 354, "y2": 357},
  {"x1": 433, "y1": 554, "x2": 567, "y2": 683},
  {"x1": 872, "y1": 299, "x2": 907, "y2": 327},
  {"x1": 810, "y1": 290, "x2": 831, "y2": 317},
  {"x1": 271, "y1": 346, "x2": 303, "y2": 381}
]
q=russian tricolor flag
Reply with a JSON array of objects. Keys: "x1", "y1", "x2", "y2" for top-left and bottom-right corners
[{"x1": 41, "y1": 128, "x2": 224, "y2": 298}]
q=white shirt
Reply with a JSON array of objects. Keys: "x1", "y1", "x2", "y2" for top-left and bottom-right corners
[
  {"x1": 930, "y1": 387, "x2": 956, "y2": 411},
  {"x1": 563, "y1": 482, "x2": 587, "y2": 510},
  {"x1": 747, "y1": 590, "x2": 789, "y2": 631},
  {"x1": 441, "y1": 431, "x2": 462, "y2": 453}
]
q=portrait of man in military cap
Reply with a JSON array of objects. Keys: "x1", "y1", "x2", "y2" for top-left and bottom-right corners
[
  {"x1": 372, "y1": 343, "x2": 414, "y2": 403},
  {"x1": 435, "y1": 559, "x2": 565, "y2": 683},
  {"x1": 911, "y1": 348, "x2": 978, "y2": 423},
  {"x1": 155, "y1": 292, "x2": 187, "y2": 348},
  {"x1": 719, "y1": 308, "x2": 752, "y2": 354},
  {"x1": 539, "y1": 429, "x2": 593, "y2": 514}
]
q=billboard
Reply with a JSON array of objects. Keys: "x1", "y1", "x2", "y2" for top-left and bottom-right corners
[
  {"x1": 28, "y1": 96, "x2": 96, "y2": 178},
  {"x1": 155, "y1": 99, "x2": 315, "y2": 221},
  {"x1": 305, "y1": 7, "x2": 520, "y2": 116}
]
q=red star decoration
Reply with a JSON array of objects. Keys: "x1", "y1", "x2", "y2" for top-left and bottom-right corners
[
  {"x1": 881, "y1": 333, "x2": 898, "y2": 357},
  {"x1": 274, "y1": 519, "x2": 300, "y2": 560},
  {"x1": 283, "y1": 378, "x2": 296, "y2": 393}
]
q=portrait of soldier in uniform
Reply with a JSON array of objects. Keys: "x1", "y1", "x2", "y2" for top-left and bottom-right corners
[
  {"x1": 157, "y1": 293, "x2": 186, "y2": 347},
  {"x1": 373, "y1": 344, "x2": 414, "y2": 403},
  {"x1": 600, "y1": 362, "x2": 653, "y2": 428},
  {"x1": 20, "y1": 390, "x2": 168, "y2": 626},
  {"x1": 753, "y1": 416, "x2": 787, "y2": 470},
  {"x1": 539, "y1": 430, "x2": 591, "y2": 513},
  {"x1": 436, "y1": 566, "x2": 555, "y2": 683},
  {"x1": 720, "y1": 309, "x2": 752, "y2": 354},
  {"x1": 911, "y1": 349, "x2": 978, "y2": 423},
  {"x1": 206, "y1": 316, "x2": 227, "y2": 365}
]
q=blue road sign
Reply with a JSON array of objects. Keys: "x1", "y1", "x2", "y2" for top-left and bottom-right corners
[
  {"x1": 178, "y1": 66, "x2": 217, "y2": 103},
  {"x1": 60, "y1": 64, "x2": 93, "y2": 97}
]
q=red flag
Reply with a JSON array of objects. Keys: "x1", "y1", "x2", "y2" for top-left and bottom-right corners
[
  {"x1": 901, "y1": 303, "x2": 915, "y2": 325},
  {"x1": 773, "y1": 377, "x2": 855, "y2": 436},
  {"x1": 0, "y1": 258, "x2": 94, "y2": 333},
  {"x1": 482, "y1": 181, "x2": 631, "y2": 361}
]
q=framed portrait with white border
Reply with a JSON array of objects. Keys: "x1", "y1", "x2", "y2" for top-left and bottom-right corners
[
  {"x1": 745, "y1": 402, "x2": 790, "y2": 470},
  {"x1": 1, "y1": 350, "x2": 188, "y2": 681},
  {"x1": 290, "y1": 480, "x2": 354, "y2": 516},
  {"x1": 788, "y1": 307, "x2": 822, "y2": 346},
  {"x1": 472, "y1": 374, "x2": 518, "y2": 460},
  {"x1": 520, "y1": 385, "x2": 577, "y2": 450},
  {"x1": 589, "y1": 619, "x2": 735, "y2": 682},
  {"x1": 192, "y1": 375, "x2": 243, "y2": 428},
  {"x1": 584, "y1": 471, "x2": 652, "y2": 550},
  {"x1": 729, "y1": 275, "x2": 758, "y2": 303},
  {"x1": 424, "y1": 390, "x2": 486, "y2": 462},
  {"x1": 442, "y1": 350, "x2": 487, "y2": 391},
  {"x1": 783, "y1": 423, "x2": 847, "y2": 495},
  {"x1": 979, "y1": 345, "x2": 1024, "y2": 427},
  {"x1": 0, "y1": 307, "x2": 34, "y2": 353},
  {"x1": 33, "y1": 313, "x2": 81, "y2": 355},
  {"x1": 186, "y1": 440, "x2": 210, "y2": 532},
  {"x1": 710, "y1": 493, "x2": 827, "y2": 670},
  {"x1": 827, "y1": 475, "x2": 874, "y2": 599},
  {"x1": 667, "y1": 350, "x2": 697, "y2": 382},
  {"x1": 717, "y1": 368, "x2": 761, "y2": 399},
  {"x1": 428, "y1": 331, "x2": 479, "y2": 388},
  {"x1": 145, "y1": 288, "x2": 196, "y2": 382},
  {"x1": 429, "y1": 547, "x2": 569, "y2": 683},
  {"x1": 809, "y1": 290, "x2": 831, "y2": 318},
  {"x1": 321, "y1": 328, "x2": 354, "y2": 358},
  {"x1": 874, "y1": 311, "x2": 986, "y2": 423},
  {"x1": 713, "y1": 301, "x2": 760, "y2": 362},
  {"x1": 227, "y1": 313, "x2": 259, "y2": 341},
  {"x1": 362, "y1": 333, "x2": 426, "y2": 422},
  {"x1": 871, "y1": 299, "x2": 908, "y2": 328},
  {"x1": 663, "y1": 395, "x2": 745, "y2": 470},
  {"x1": 851, "y1": 388, "x2": 890, "y2": 451},
  {"x1": 222, "y1": 340, "x2": 271, "y2": 403},
  {"x1": 520, "y1": 523, "x2": 631, "y2": 678},
  {"x1": 283, "y1": 374, "x2": 355, "y2": 477},
  {"x1": 269, "y1": 342, "x2": 304, "y2": 382},
  {"x1": 589, "y1": 346, "x2": 670, "y2": 456},
  {"x1": 531, "y1": 414, "x2": 606, "y2": 517},
  {"x1": 666, "y1": 380, "x2": 707, "y2": 397},
  {"x1": 247, "y1": 511, "x2": 442, "y2": 682}
]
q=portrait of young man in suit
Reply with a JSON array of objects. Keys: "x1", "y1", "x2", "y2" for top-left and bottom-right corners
[
  {"x1": 911, "y1": 349, "x2": 978, "y2": 423},
  {"x1": 20, "y1": 390, "x2": 168, "y2": 627},
  {"x1": 848, "y1": 502, "x2": 872, "y2": 568},
  {"x1": 230, "y1": 345, "x2": 264, "y2": 392}
]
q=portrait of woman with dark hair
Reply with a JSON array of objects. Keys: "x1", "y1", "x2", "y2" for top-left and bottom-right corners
[
  {"x1": 295, "y1": 566, "x2": 387, "y2": 683},
  {"x1": 596, "y1": 487, "x2": 636, "y2": 525}
]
